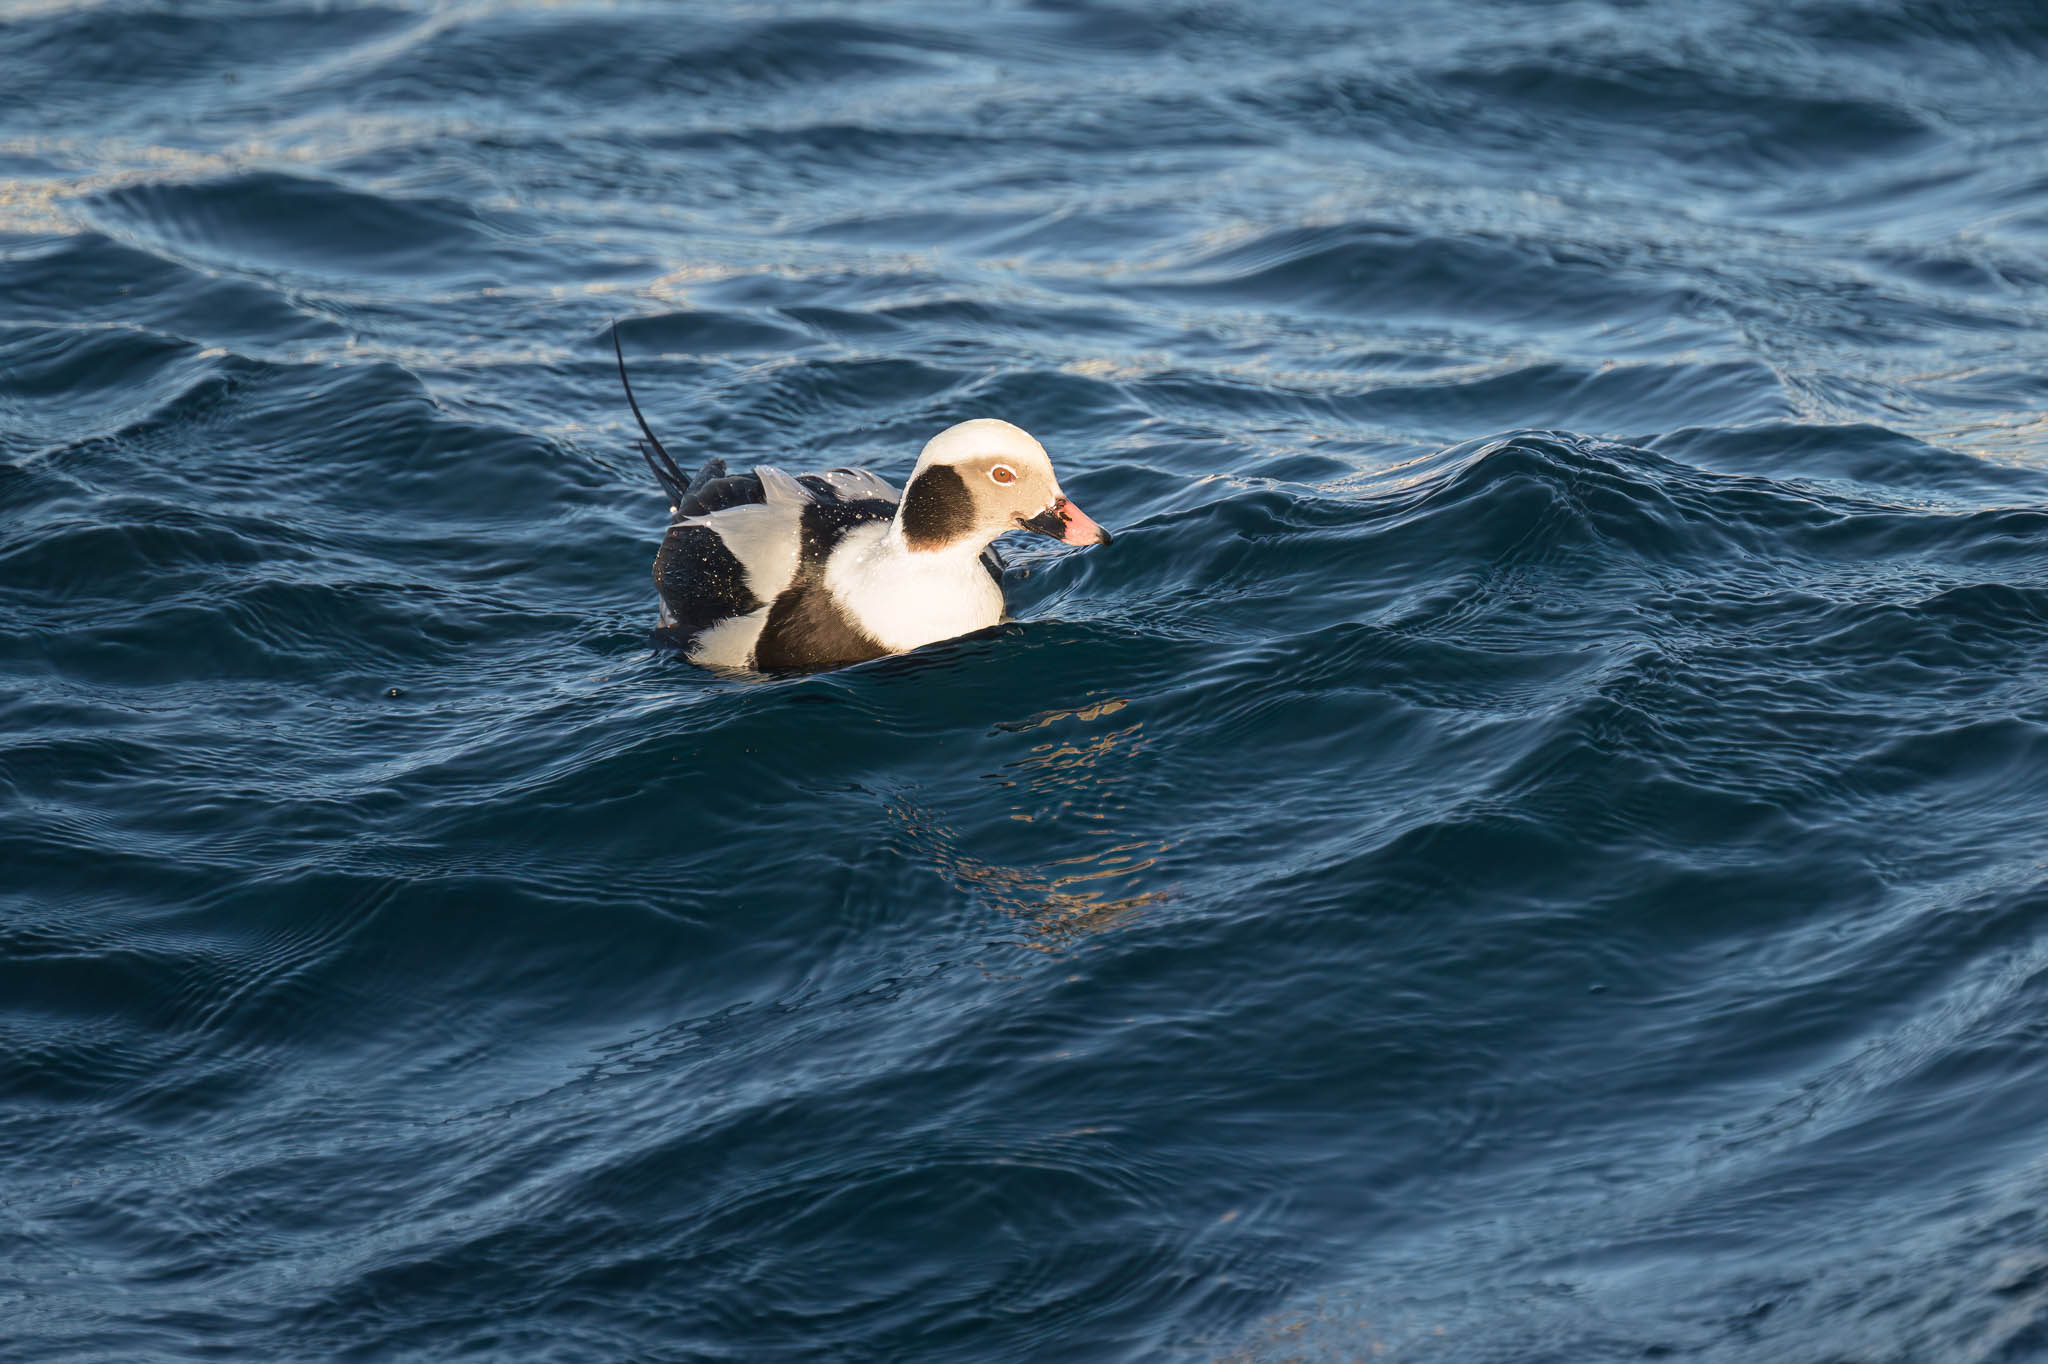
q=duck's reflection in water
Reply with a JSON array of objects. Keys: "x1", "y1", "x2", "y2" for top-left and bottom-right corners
[{"x1": 895, "y1": 696, "x2": 1171, "y2": 951}]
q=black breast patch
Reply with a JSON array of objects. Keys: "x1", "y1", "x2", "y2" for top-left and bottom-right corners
[
  {"x1": 754, "y1": 581, "x2": 887, "y2": 670},
  {"x1": 899, "y1": 464, "x2": 975, "y2": 551}
]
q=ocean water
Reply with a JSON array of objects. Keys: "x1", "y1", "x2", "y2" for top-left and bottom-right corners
[{"x1": 6, "y1": 1, "x2": 2048, "y2": 1359}]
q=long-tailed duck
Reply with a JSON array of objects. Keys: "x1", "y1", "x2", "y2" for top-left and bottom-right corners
[{"x1": 614, "y1": 326, "x2": 1111, "y2": 670}]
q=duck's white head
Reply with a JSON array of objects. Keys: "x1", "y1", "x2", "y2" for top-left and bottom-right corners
[{"x1": 896, "y1": 418, "x2": 1111, "y2": 554}]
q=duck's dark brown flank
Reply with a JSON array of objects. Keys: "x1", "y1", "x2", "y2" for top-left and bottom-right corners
[
  {"x1": 899, "y1": 464, "x2": 975, "y2": 550},
  {"x1": 753, "y1": 581, "x2": 886, "y2": 669},
  {"x1": 752, "y1": 500, "x2": 892, "y2": 668}
]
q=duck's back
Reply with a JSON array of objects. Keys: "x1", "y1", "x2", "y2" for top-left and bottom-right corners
[{"x1": 654, "y1": 458, "x2": 904, "y2": 669}]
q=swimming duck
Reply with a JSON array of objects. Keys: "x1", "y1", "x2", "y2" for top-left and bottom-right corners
[{"x1": 614, "y1": 326, "x2": 1111, "y2": 670}]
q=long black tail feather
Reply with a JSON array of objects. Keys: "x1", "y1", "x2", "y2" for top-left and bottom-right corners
[{"x1": 612, "y1": 321, "x2": 693, "y2": 510}]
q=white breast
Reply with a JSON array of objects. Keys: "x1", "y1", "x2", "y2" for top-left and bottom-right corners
[{"x1": 823, "y1": 523, "x2": 1004, "y2": 653}]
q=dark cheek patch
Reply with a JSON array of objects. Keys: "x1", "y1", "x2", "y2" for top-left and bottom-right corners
[{"x1": 899, "y1": 464, "x2": 975, "y2": 550}]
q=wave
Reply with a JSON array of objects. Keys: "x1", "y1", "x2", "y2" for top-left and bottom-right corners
[{"x1": 8, "y1": 0, "x2": 2048, "y2": 1359}]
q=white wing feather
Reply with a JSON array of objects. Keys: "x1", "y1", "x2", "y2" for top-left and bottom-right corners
[
  {"x1": 815, "y1": 468, "x2": 899, "y2": 503},
  {"x1": 686, "y1": 502, "x2": 801, "y2": 602},
  {"x1": 754, "y1": 466, "x2": 810, "y2": 505}
]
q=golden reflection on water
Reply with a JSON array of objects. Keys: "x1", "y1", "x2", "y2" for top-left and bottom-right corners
[
  {"x1": 1928, "y1": 407, "x2": 2048, "y2": 467},
  {"x1": 895, "y1": 695, "x2": 1171, "y2": 951}
]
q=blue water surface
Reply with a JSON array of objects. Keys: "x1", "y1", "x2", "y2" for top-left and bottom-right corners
[{"x1": 7, "y1": 1, "x2": 2048, "y2": 1359}]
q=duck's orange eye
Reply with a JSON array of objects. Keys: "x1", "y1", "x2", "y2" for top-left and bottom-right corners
[{"x1": 990, "y1": 465, "x2": 1017, "y2": 485}]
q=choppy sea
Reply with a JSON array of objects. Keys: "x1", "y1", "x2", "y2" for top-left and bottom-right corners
[{"x1": 7, "y1": 2, "x2": 2048, "y2": 1359}]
